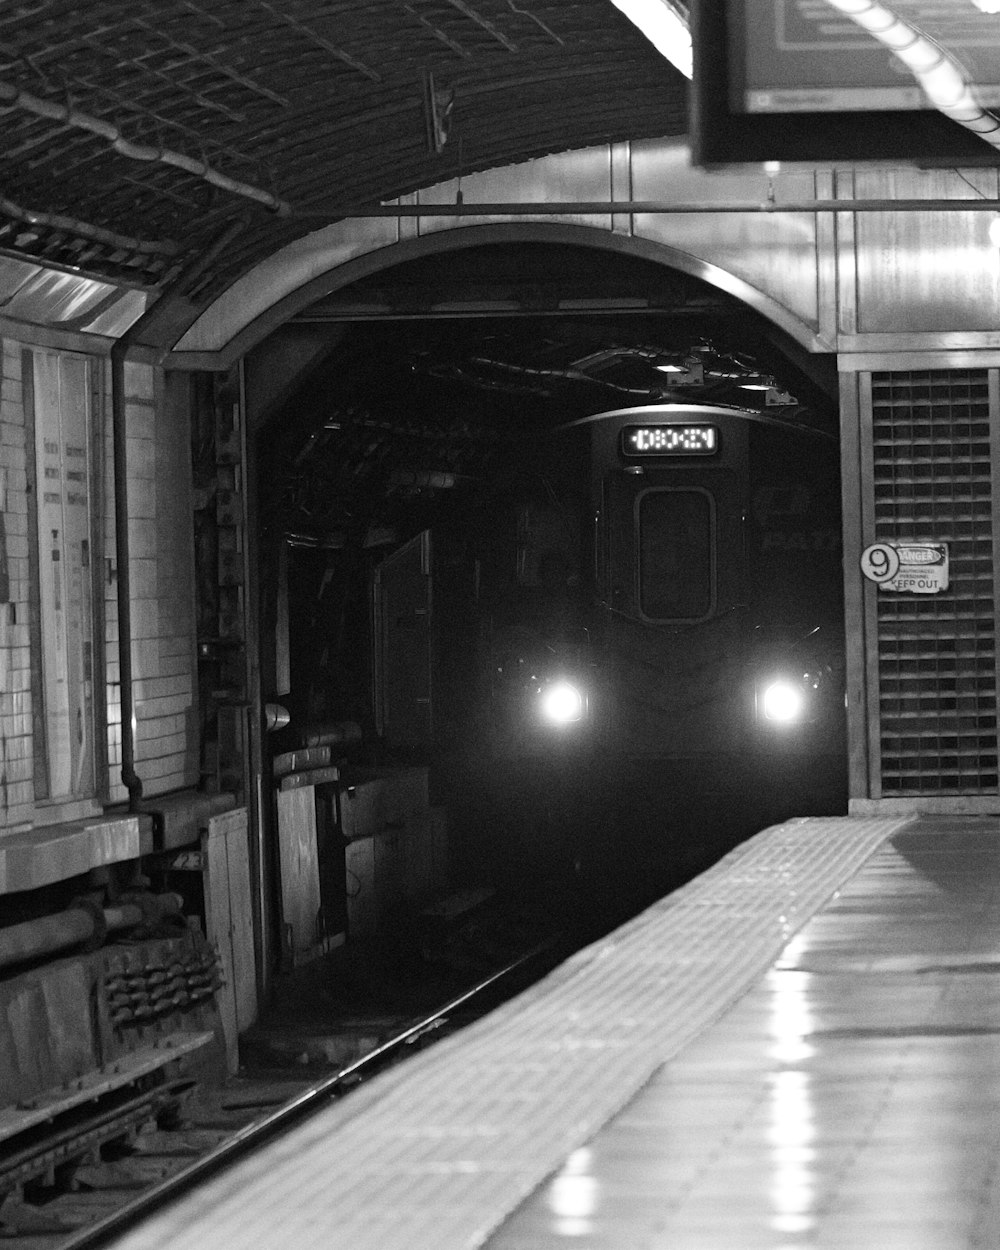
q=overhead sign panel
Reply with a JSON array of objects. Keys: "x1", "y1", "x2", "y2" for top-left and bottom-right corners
[
  {"x1": 741, "y1": 1, "x2": 1000, "y2": 115},
  {"x1": 692, "y1": 0, "x2": 1000, "y2": 166}
]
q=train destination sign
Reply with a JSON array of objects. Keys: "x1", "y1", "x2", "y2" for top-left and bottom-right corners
[
  {"x1": 861, "y1": 542, "x2": 949, "y2": 594},
  {"x1": 621, "y1": 425, "x2": 719, "y2": 456}
]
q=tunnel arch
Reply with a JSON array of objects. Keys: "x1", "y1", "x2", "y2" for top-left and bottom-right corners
[
  {"x1": 240, "y1": 224, "x2": 842, "y2": 457},
  {"x1": 169, "y1": 217, "x2": 830, "y2": 372}
]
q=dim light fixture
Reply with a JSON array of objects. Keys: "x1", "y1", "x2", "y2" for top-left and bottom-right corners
[
  {"x1": 654, "y1": 356, "x2": 704, "y2": 385},
  {"x1": 610, "y1": 0, "x2": 692, "y2": 79}
]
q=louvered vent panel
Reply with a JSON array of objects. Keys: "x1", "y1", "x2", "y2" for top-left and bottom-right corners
[{"x1": 871, "y1": 370, "x2": 997, "y2": 794}]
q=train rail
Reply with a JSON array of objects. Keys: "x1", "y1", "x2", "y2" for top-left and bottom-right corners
[{"x1": 2, "y1": 940, "x2": 557, "y2": 1250}]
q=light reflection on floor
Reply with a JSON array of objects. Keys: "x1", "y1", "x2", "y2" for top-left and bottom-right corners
[{"x1": 491, "y1": 824, "x2": 1000, "y2": 1247}]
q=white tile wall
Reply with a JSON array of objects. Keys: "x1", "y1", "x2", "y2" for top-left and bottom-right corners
[{"x1": 0, "y1": 338, "x2": 200, "y2": 837}]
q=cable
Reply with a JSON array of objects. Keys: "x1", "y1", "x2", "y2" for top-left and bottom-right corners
[{"x1": 0, "y1": 77, "x2": 291, "y2": 214}]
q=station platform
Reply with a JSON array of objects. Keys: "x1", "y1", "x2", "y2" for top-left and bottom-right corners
[{"x1": 109, "y1": 813, "x2": 1000, "y2": 1250}]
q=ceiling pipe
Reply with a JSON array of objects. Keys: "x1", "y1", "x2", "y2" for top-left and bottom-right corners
[
  {"x1": 0, "y1": 77, "x2": 292, "y2": 215},
  {"x1": 110, "y1": 218, "x2": 245, "y2": 813},
  {"x1": 821, "y1": 0, "x2": 1000, "y2": 153},
  {"x1": 0, "y1": 893, "x2": 185, "y2": 972},
  {"x1": 0, "y1": 901, "x2": 137, "y2": 971},
  {"x1": 110, "y1": 341, "x2": 144, "y2": 814},
  {"x1": 0, "y1": 192, "x2": 177, "y2": 259},
  {"x1": 300, "y1": 197, "x2": 1000, "y2": 219}
]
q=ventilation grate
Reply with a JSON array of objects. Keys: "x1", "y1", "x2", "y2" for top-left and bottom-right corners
[{"x1": 871, "y1": 369, "x2": 997, "y2": 794}]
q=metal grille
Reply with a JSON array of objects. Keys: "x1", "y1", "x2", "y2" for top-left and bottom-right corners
[{"x1": 872, "y1": 369, "x2": 998, "y2": 794}]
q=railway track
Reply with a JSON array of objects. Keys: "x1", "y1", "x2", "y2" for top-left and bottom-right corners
[{"x1": 1, "y1": 940, "x2": 557, "y2": 1250}]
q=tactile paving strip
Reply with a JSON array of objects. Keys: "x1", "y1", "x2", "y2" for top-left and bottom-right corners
[{"x1": 111, "y1": 815, "x2": 909, "y2": 1250}]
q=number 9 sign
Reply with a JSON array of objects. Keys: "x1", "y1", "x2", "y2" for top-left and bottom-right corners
[{"x1": 861, "y1": 543, "x2": 900, "y2": 584}]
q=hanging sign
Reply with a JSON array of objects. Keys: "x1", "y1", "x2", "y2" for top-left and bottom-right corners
[{"x1": 861, "y1": 542, "x2": 949, "y2": 594}]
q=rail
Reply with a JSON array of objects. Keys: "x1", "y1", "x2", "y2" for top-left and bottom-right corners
[{"x1": 53, "y1": 940, "x2": 556, "y2": 1250}]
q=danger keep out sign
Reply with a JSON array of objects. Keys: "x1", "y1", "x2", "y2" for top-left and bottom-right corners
[{"x1": 861, "y1": 543, "x2": 949, "y2": 594}]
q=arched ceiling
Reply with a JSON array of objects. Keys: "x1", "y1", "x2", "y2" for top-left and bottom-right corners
[{"x1": 0, "y1": 1, "x2": 687, "y2": 314}]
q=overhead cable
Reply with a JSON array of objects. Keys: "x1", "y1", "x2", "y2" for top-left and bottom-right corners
[
  {"x1": 0, "y1": 77, "x2": 292, "y2": 214},
  {"x1": 0, "y1": 192, "x2": 178, "y2": 258}
]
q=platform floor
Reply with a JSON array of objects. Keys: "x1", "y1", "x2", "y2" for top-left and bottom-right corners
[
  {"x1": 488, "y1": 817, "x2": 1000, "y2": 1249},
  {"x1": 108, "y1": 814, "x2": 1000, "y2": 1250}
]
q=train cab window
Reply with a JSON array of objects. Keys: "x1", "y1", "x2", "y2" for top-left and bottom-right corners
[{"x1": 637, "y1": 488, "x2": 715, "y2": 621}]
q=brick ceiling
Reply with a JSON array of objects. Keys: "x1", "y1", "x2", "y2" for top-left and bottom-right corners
[{"x1": 0, "y1": 1, "x2": 687, "y2": 302}]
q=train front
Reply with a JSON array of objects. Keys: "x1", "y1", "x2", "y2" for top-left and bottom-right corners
[{"x1": 480, "y1": 404, "x2": 846, "y2": 897}]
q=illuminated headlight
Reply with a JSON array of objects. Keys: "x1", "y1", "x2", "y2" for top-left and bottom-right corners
[
  {"x1": 539, "y1": 681, "x2": 585, "y2": 726},
  {"x1": 761, "y1": 679, "x2": 805, "y2": 724}
]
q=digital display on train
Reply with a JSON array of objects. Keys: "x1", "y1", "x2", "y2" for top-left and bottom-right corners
[{"x1": 621, "y1": 425, "x2": 719, "y2": 457}]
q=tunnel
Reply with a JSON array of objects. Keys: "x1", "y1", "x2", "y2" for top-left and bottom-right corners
[{"x1": 240, "y1": 239, "x2": 849, "y2": 922}]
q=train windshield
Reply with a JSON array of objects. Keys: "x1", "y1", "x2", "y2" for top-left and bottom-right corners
[{"x1": 638, "y1": 488, "x2": 715, "y2": 620}]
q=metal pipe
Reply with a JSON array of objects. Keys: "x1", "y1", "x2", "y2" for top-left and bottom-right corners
[
  {"x1": 109, "y1": 219, "x2": 244, "y2": 812},
  {"x1": 241, "y1": 360, "x2": 273, "y2": 1007},
  {"x1": 0, "y1": 903, "x2": 143, "y2": 971},
  {"x1": 264, "y1": 703, "x2": 290, "y2": 732},
  {"x1": 0, "y1": 78, "x2": 291, "y2": 216},
  {"x1": 297, "y1": 197, "x2": 1000, "y2": 219},
  {"x1": 110, "y1": 339, "x2": 143, "y2": 812},
  {"x1": 0, "y1": 192, "x2": 178, "y2": 258}
]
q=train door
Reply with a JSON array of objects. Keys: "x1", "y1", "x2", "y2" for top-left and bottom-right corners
[{"x1": 599, "y1": 458, "x2": 748, "y2": 760}]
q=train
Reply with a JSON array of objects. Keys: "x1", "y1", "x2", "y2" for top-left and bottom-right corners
[{"x1": 374, "y1": 402, "x2": 848, "y2": 909}]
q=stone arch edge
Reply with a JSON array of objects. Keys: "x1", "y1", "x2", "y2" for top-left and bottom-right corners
[{"x1": 164, "y1": 221, "x2": 830, "y2": 372}]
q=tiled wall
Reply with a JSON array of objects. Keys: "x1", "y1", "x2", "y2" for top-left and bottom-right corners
[
  {"x1": 0, "y1": 341, "x2": 34, "y2": 830},
  {"x1": 0, "y1": 336, "x2": 199, "y2": 834},
  {"x1": 104, "y1": 361, "x2": 199, "y2": 805}
]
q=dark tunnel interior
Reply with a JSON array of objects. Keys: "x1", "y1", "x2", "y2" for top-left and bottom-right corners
[{"x1": 251, "y1": 241, "x2": 848, "y2": 911}]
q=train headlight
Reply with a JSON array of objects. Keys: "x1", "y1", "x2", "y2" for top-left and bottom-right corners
[
  {"x1": 761, "y1": 679, "x2": 805, "y2": 724},
  {"x1": 539, "y1": 681, "x2": 585, "y2": 726}
]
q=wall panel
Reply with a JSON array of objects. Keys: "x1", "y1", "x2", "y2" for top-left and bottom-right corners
[
  {"x1": 104, "y1": 362, "x2": 198, "y2": 804},
  {"x1": 0, "y1": 341, "x2": 33, "y2": 832},
  {"x1": 0, "y1": 334, "x2": 199, "y2": 844},
  {"x1": 852, "y1": 169, "x2": 1000, "y2": 336},
  {"x1": 848, "y1": 364, "x2": 1000, "y2": 808}
]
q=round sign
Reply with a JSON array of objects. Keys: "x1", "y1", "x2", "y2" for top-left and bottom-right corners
[{"x1": 861, "y1": 543, "x2": 900, "y2": 584}]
